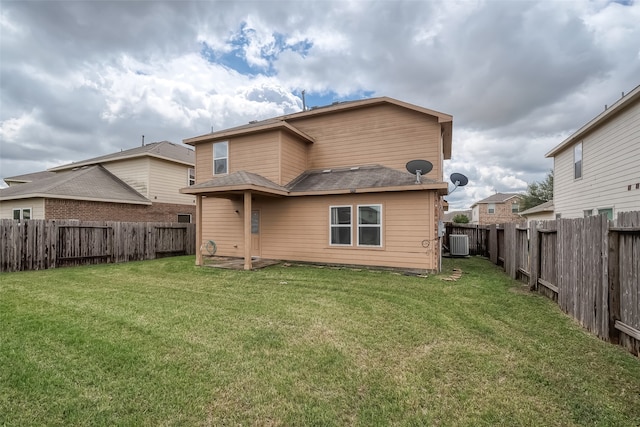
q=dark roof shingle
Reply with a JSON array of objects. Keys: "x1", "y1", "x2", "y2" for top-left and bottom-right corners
[
  {"x1": 288, "y1": 165, "x2": 437, "y2": 192},
  {"x1": 0, "y1": 165, "x2": 150, "y2": 204}
]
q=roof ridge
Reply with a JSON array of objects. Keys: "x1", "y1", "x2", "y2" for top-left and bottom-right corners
[{"x1": 41, "y1": 166, "x2": 95, "y2": 192}]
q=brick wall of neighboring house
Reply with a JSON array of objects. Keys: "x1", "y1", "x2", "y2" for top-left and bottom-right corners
[
  {"x1": 478, "y1": 201, "x2": 523, "y2": 225},
  {"x1": 44, "y1": 199, "x2": 196, "y2": 222}
]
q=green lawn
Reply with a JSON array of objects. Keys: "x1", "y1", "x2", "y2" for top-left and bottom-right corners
[{"x1": 1, "y1": 256, "x2": 639, "y2": 426}]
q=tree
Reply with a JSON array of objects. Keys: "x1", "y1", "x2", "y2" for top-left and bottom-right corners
[
  {"x1": 453, "y1": 214, "x2": 470, "y2": 224},
  {"x1": 521, "y1": 170, "x2": 553, "y2": 211}
]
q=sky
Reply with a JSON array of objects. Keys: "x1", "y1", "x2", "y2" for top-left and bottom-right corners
[{"x1": 1, "y1": 0, "x2": 638, "y2": 209}]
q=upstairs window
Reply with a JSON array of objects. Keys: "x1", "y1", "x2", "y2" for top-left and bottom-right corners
[
  {"x1": 574, "y1": 142, "x2": 582, "y2": 179},
  {"x1": 511, "y1": 202, "x2": 519, "y2": 213},
  {"x1": 188, "y1": 168, "x2": 195, "y2": 186},
  {"x1": 13, "y1": 208, "x2": 31, "y2": 222},
  {"x1": 213, "y1": 141, "x2": 228, "y2": 175},
  {"x1": 358, "y1": 205, "x2": 382, "y2": 246},
  {"x1": 488, "y1": 203, "x2": 495, "y2": 214},
  {"x1": 330, "y1": 206, "x2": 352, "y2": 245}
]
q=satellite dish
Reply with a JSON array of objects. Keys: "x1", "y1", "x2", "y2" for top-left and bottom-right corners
[
  {"x1": 450, "y1": 173, "x2": 469, "y2": 187},
  {"x1": 406, "y1": 159, "x2": 433, "y2": 184},
  {"x1": 449, "y1": 172, "x2": 469, "y2": 193}
]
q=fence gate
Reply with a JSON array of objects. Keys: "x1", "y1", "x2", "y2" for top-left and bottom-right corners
[
  {"x1": 155, "y1": 226, "x2": 188, "y2": 258},
  {"x1": 57, "y1": 225, "x2": 113, "y2": 267}
]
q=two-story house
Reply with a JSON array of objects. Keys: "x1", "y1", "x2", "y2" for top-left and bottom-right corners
[
  {"x1": 0, "y1": 141, "x2": 196, "y2": 222},
  {"x1": 181, "y1": 97, "x2": 453, "y2": 271},
  {"x1": 545, "y1": 84, "x2": 640, "y2": 219},
  {"x1": 470, "y1": 193, "x2": 524, "y2": 225}
]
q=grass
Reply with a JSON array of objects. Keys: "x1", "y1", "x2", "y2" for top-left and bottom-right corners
[{"x1": 1, "y1": 256, "x2": 639, "y2": 426}]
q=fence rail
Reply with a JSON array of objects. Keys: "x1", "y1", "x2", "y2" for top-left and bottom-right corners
[
  {"x1": 483, "y1": 212, "x2": 640, "y2": 357},
  {"x1": 1, "y1": 219, "x2": 196, "y2": 273}
]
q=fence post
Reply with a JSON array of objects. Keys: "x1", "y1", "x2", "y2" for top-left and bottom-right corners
[
  {"x1": 608, "y1": 227, "x2": 620, "y2": 344},
  {"x1": 529, "y1": 221, "x2": 539, "y2": 291},
  {"x1": 489, "y1": 224, "x2": 497, "y2": 265}
]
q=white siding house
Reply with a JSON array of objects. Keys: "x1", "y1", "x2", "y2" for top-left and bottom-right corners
[{"x1": 546, "y1": 85, "x2": 640, "y2": 219}]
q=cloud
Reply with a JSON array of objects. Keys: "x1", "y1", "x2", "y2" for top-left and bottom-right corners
[{"x1": 1, "y1": 0, "x2": 638, "y2": 210}]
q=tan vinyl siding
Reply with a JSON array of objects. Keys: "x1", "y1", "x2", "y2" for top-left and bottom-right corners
[
  {"x1": 230, "y1": 133, "x2": 280, "y2": 182},
  {"x1": 0, "y1": 198, "x2": 45, "y2": 219},
  {"x1": 201, "y1": 197, "x2": 245, "y2": 257},
  {"x1": 291, "y1": 104, "x2": 442, "y2": 179},
  {"x1": 280, "y1": 132, "x2": 308, "y2": 184},
  {"x1": 554, "y1": 101, "x2": 640, "y2": 218},
  {"x1": 197, "y1": 132, "x2": 281, "y2": 183},
  {"x1": 204, "y1": 191, "x2": 439, "y2": 270},
  {"x1": 148, "y1": 159, "x2": 196, "y2": 205},
  {"x1": 195, "y1": 143, "x2": 213, "y2": 184},
  {"x1": 103, "y1": 158, "x2": 150, "y2": 197}
]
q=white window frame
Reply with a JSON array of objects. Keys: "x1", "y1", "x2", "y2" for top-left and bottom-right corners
[
  {"x1": 213, "y1": 141, "x2": 228, "y2": 175},
  {"x1": 13, "y1": 207, "x2": 31, "y2": 222},
  {"x1": 187, "y1": 168, "x2": 195, "y2": 186},
  {"x1": 357, "y1": 204, "x2": 382, "y2": 247},
  {"x1": 488, "y1": 203, "x2": 496, "y2": 214},
  {"x1": 511, "y1": 202, "x2": 519, "y2": 213},
  {"x1": 329, "y1": 205, "x2": 352, "y2": 246},
  {"x1": 574, "y1": 142, "x2": 582, "y2": 179}
]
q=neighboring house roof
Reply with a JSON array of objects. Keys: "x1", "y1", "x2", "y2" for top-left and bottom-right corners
[
  {"x1": 519, "y1": 200, "x2": 554, "y2": 216},
  {"x1": 49, "y1": 141, "x2": 194, "y2": 171},
  {"x1": 470, "y1": 192, "x2": 523, "y2": 207},
  {"x1": 3, "y1": 170, "x2": 57, "y2": 185},
  {"x1": 443, "y1": 210, "x2": 472, "y2": 222},
  {"x1": 0, "y1": 165, "x2": 151, "y2": 205},
  {"x1": 184, "y1": 97, "x2": 454, "y2": 159},
  {"x1": 181, "y1": 165, "x2": 448, "y2": 197},
  {"x1": 546, "y1": 84, "x2": 640, "y2": 158}
]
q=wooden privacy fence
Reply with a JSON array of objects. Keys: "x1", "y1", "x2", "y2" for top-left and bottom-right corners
[
  {"x1": 488, "y1": 212, "x2": 640, "y2": 356},
  {"x1": 444, "y1": 224, "x2": 490, "y2": 257},
  {"x1": 0, "y1": 219, "x2": 196, "y2": 273}
]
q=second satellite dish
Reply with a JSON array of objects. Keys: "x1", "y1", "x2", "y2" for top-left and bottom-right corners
[
  {"x1": 450, "y1": 172, "x2": 469, "y2": 187},
  {"x1": 406, "y1": 159, "x2": 433, "y2": 184},
  {"x1": 449, "y1": 172, "x2": 469, "y2": 193}
]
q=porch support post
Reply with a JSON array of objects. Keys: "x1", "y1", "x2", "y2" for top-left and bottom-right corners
[
  {"x1": 243, "y1": 191, "x2": 252, "y2": 270},
  {"x1": 195, "y1": 195, "x2": 203, "y2": 266}
]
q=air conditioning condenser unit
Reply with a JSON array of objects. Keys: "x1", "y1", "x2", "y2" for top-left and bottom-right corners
[{"x1": 449, "y1": 234, "x2": 469, "y2": 257}]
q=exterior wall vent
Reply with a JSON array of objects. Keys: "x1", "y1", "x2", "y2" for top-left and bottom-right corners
[{"x1": 449, "y1": 234, "x2": 469, "y2": 257}]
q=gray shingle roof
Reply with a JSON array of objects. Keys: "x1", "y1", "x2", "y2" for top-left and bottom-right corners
[
  {"x1": 49, "y1": 141, "x2": 194, "y2": 171},
  {"x1": 519, "y1": 200, "x2": 554, "y2": 216},
  {"x1": 182, "y1": 165, "x2": 446, "y2": 196},
  {"x1": 3, "y1": 170, "x2": 57, "y2": 184},
  {"x1": 0, "y1": 165, "x2": 150, "y2": 204},
  {"x1": 472, "y1": 192, "x2": 522, "y2": 206},
  {"x1": 443, "y1": 210, "x2": 472, "y2": 222},
  {"x1": 288, "y1": 165, "x2": 438, "y2": 192},
  {"x1": 188, "y1": 171, "x2": 287, "y2": 193}
]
